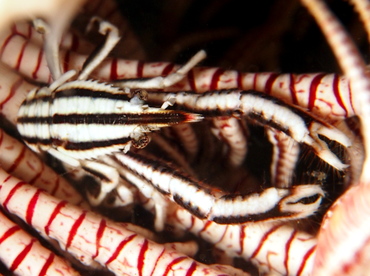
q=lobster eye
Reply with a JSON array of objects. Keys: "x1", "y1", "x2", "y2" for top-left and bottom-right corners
[
  {"x1": 131, "y1": 133, "x2": 150, "y2": 149},
  {"x1": 131, "y1": 89, "x2": 148, "y2": 101}
]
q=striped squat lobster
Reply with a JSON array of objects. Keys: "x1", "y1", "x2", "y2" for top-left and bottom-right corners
[{"x1": 0, "y1": 0, "x2": 368, "y2": 275}]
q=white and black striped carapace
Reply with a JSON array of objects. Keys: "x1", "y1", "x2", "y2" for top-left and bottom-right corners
[
  {"x1": 16, "y1": 18, "x2": 204, "y2": 167},
  {"x1": 17, "y1": 80, "x2": 202, "y2": 163}
]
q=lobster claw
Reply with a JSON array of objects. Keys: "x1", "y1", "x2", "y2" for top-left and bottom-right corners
[{"x1": 304, "y1": 121, "x2": 351, "y2": 171}]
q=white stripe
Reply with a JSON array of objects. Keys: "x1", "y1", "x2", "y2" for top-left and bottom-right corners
[
  {"x1": 114, "y1": 153, "x2": 324, "y2": 221},
  {"x1": 56, "y1": 79, "x2": 124, "y2": 94},
  {"x1": 20, "y1": 123, "x2": 50, "y2": 140},
  {"x1": 50, "y1": 124, "x2": 137, "y2": 142},
  {"x1": 18, "y1": 101, "x2": 50, "y2": 118},
  {"x1": 211, "y1": 188, "x2": 288, "y2": 218},
  {"x1": 56, "y1": 143, "x2": 131, "y2": 160},
  {"x1": 51, "y1": 96, "x2": 177, "y2": 117},
  {"x1": 153, "y1": 91, "x2": 310, "y2": 142}
]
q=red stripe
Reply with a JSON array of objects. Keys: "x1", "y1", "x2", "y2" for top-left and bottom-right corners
[
  {"x1": 237, "y1": 72, "x2": 243, "y2": 89},
  {"x1": 265, "y1": 73, "x2": 278, "y2": 95},
  {"x1": 308, "y1": 74, "x2": 325, "y2": 111},
  {"x1": 0, "y1": 77, "x2": 23, "y2": 111},
  {"x1": 105, "y1": 234, "x2": 137, "y2": 265},
  {"x1": 32, "y1": 47, "x2": 44, "y2": 80},
  {"x1": 15, "y1": 40, "x2": 29, "y2": 71},
  {"x1": 190, "y1": 214, "x2": 195, "y2": 229},
  {"x1": 137, "y1": 239, "x2": 149, "y2": 276},
  {"x1": 284, "y1": 229, "x2": 297, "y2": 275},
  {"x1": 210, "y1": 68, "x2": 225, "y2": 90},
  {"x1": 66, "y1": 211, "x2": 87, "y2": 249},
  {"x1": 44, "y1": 201, "x2": 67, "y2": 235},
  {"x1": 38, "y1": 253, "x2": 54, "y2": 276},
  {"x1": 3, "y1": 174, "x2": 11, "y2": 184},
  {"x1": 26, "y1": 23, "x2": 32, "y2": 39},
  {"x1": 0, "y1": 225, "x2": 21, "y2": 243},
  {"x1": 252, "y1": 73, "x2": 258, "y2": 90},
  {"x1": 25, "y1": 188, "x2": 41, "y2": 225},
  {"x1": 151, "y1": 248, "x2": 165, "y2": 274},
  {"x1": 50, "y1": 177, "x2": 60, "y2": 197},
  {"x1": 28, "y1": 161, "x2": 44, "y2": 185},
  {"x1": 6, "y1": 145, "x2": 26, "y2": 173},
  {"x1": 10, "y1": 24, "x2": 19, "y2": 36},
  {"x1": 162, "y1": 256, "x2": 187, "y2": 275},
  {"x1": 185, "y1": 261, "x2": 196, "y2": 276},
  {"x1": 10, "y1": 239, "x2": 36, "y2": 271},
  {"x1": 162, "y1": 63, "x2": 175, "y2": 76},
  {"x1": 289, "y1": 74, "x2": 299, "y2": 105},
  {"x1": 110, "y1": 58, "x2": 118, "y2": 80},
  {"x1": 251, "y1": 224, "x2": 282, "y2": 258},
  {"x1": 92, "y1": 219, "x2": 107, "y2": 259},
  {"x1": 137, "y1": 61, "x2": 144, "y2": 78},
  {"x1": 63, "y1": 50, "x2": 70, "y2": 73},
  {"x1": 0, "y1": 33, "x2": 16, "y2": 58},
  {"x1": 238, "y1": 225, "x2": 246, "y2": 255},
  {"x1": 347, "y1": 81, "x2": 355, "y2": 115},
  {"x1": 3, "y1": 181, "x2": 26, "y2": 212},
  {"x1": 200, "y1": 220, "x2": 212, "y2": 233},
  {"x1": 332, "y1": 74, "x2": 348, "y2": 117},
  {"x1": 187, "y1": 70, "x2": 196, "y2": 91},
  {"x1": 297, "y1": 245, "x2": 316, "y2": 276}
]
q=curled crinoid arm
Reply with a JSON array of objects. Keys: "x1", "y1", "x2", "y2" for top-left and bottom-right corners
[
  {"x1": 106, "y1": 156, "x2": 169, "y2": 232},
  {"x1": 146, "y1": 89, "x2": 351, "y2": 171},
  {"x1": 113, "y1": 50, "x2": 207, "y2": 89},
  {"x1": 0, "y1": 210, "x2": 80, "y2": 276},
  {"x1": 114, "y1": 151, "x2": 324, "y2": 224},
  {"x1": 168, "y1": 206, "x2": 317, "y2": 276},
  {"x1": 300, "y1": 0, "x2": 370, "y2": 275},
  {"x1": 34, "y1": 15, "x2": 121, "y2": 86},
  {"x1": 0, "y1": 19, "x2": 358, "y2": 126},
  {"x1": 5, "y1": 1, "x2": 369, "y2": 274},
  {"x1": 266, "y1": 128, "x2": 300, "y2": 188},
  {"x1": 0, "y1": 129, "x2": 87, "y2": 207},
  {"x1": 211, "y1": 117, "x2": 248, "y2": 167},
  {"x1": 0, "y1": 168, "x2": 247, "y2": 276},
  {"x1": 78, "y1": 17, "x2": 121, "y2": 81}
]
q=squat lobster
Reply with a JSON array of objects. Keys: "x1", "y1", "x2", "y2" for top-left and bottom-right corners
[{"x1": 16, "y1": 17, "x2": 349, "y2": 230}]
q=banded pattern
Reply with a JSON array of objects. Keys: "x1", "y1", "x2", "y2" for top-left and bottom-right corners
[
  {"x1": 0, "y1": 21, "x2": 355, "y2": 122},
  {"x1": 17, "y1": 81, "x2": 202, "y2": 161},
  {"x1": 7, "y1": 20, "x2": 94, "y2": 55},
  {"x1": 114, "y1": 152, "x2": 324, "y2": 224},
  {"x1": 211, "y1": 117, "x2": 248, "y2": 167},
  {"x1": 0, "y1": 211, "x2": 80, "y2": 276},
  {"x1": 0, "y1": 0, "x2": 367, "y2": 275},
  {"x1": 109, "y1": 153, "x2": 318, "y2": 275},
  {"x1": 0, "y1": 168, "x2": 248, "y2": 276},
  {"x1": 300, "y1": 0, "x2": 370, "y2": 275},
  {"x1": 146, "y1": 89, "x2": 351, "y2": 170},
  {"x1": 168, "y1": 207, "x2": 317, "y2": 276},
  {"x1": 0, "y1": 128, "x2": 87, "y2": 206},
  {"x1": 267, "y1": 129, "x2": 300, "y2": 188}
]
